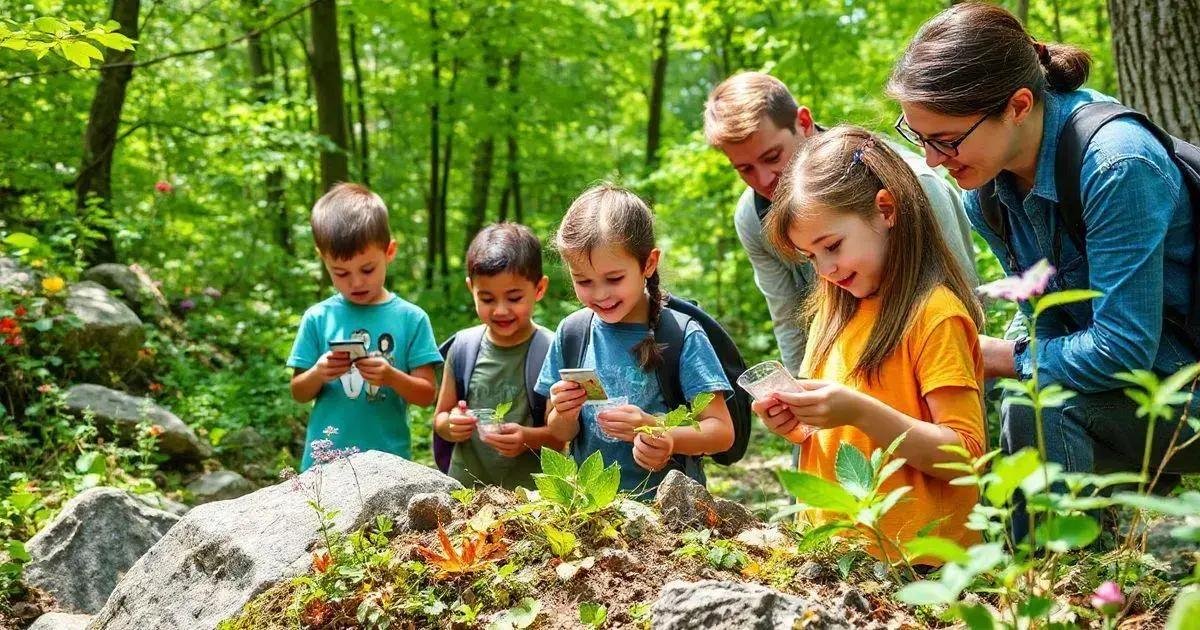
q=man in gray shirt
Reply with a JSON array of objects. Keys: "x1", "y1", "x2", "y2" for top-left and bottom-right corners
[{"x1": 705, "y1": 72, "x2": 977, "y2": 376}]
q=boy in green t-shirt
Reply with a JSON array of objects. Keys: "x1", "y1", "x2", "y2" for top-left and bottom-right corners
[
  {"x1": 433, "y1": 223, "x2": 565, "y2": 489},
  {"x1": 287, "y1": 183, "x2": 442, "y2": 471}
]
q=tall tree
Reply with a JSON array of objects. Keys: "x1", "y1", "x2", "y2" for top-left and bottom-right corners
[
  {"x1": 246, "y1": 1, "x2": 290, "y2": 254},
  {"x1": 75, "y1": 0, "x2": 140, "y2": 265},
  {"x1": 466, "y1": 51, "x2": 502, "y2": 248},
  {"x1": 1109, "y1": 0, "x2": 1200, "y2": 144},
  {"x1": 426, "y1": 3, "x2": 442, "y2": 289},
  {"x1": 348, "y1": 12, "x2": 370, "y2": 185},
  {"x1": 645, "y1": 8, "x2": 671, "y2": 171},
  {"x1": 498, "y1": 53, "x2": 523, "y2": 224},
  {"x1": 308, "y1": 0, "x2": 350, "y2": 191}
]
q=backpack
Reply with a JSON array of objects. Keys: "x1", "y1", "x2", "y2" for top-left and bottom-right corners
[
  {"x1": 558, "y1": 295, "x2": 753, "y2": 466},
  {"x1": 978, "y1": 101, "x2": 1200, "y2": 349},
  {"x1": 433, "y1": 325, "x2": 553, "y2": 473}
]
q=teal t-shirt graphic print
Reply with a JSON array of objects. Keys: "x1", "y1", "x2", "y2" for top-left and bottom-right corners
[{"x1": 287, "y1": 293, "x2": 442, "y2": 470}]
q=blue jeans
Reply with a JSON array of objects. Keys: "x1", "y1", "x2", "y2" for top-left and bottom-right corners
[{"x1": 1001, "y1": 388, "x2": 1200, "y2": 540}]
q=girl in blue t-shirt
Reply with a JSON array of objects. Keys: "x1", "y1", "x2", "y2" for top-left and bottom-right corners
[{"x1": 535, "y1": 184, "x2": 734, "y2": 495}]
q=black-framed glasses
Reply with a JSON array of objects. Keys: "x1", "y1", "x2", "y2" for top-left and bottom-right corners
[{"x1": 895, "y1": 112, "x2": 989, "y2": 158}]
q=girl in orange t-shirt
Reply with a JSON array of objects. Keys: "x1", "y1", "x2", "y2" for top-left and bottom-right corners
[{"x1": 758, "y1": 125, "x2": 986, "y2": 553}]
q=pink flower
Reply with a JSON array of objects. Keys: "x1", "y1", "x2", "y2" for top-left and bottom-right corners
[
  {"x1": 155, "y1": 180, "x2": 173, "y2": 194},
  {"x1": 1091, "y1": 581, "x2": 1124, "y2": 615},
  {"x1": 178, "y1": 299, "x2": 196, "y2": 312},
  {"x1": 202, "y1": 286, "x2": 222, "y2": 299},
  {"x1": 977, "y1": 259, "x2": 1055, "y2": 302}
]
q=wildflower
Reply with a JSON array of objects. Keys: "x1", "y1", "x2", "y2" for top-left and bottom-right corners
[
  {"x1": 178, "y1": 299, "x2": 196, "y2": 312},
  {"x1": 155, "y1": 180, "x2": 173, "y2": 194},
  {"x1": 37, "y1": 384, "x2": 54, "y2": 394},
  {"x1": 147, "y1": 424, "x2": 165, "y2": 437},
  {"x1": 312, "y1": 550, "x2": 332, "y2": 573},
  {"x1": 202, "y1": 286, "x2": 222, "y2": 299},
  {"x1": 976, "y1": 259, "x2": 1055, "y2": 302},
  {"x1": 322, "y1": 426, "x2": 339, "y2": 438},
  {"x1": 0, "y1": 317, "x2": 17, "y2": 334},
  {"x1": 14, "y1": 305, "x2": 26, "y2": 318},
  {"x1": 148, "y1": 382, "x2": 163, "y2": 393},
  {"x1": 6, "y1": 335, "x2": 23, "y2": 347},
  {"x1": 1091, "y1": 581, "x2": 1124, "y2": 616},
  {"x1": 41, "y1": 276, "x2": 65, "y2": 296}
]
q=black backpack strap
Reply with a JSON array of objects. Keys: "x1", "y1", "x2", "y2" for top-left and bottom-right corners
[
  {"x1": 753, "y1": 191, "x2": 772, "y2": 223},
  {"x1": 652, "y1": 304, "x2": 691, "y2": 409},
  {"x1": 978, "y1": 180, "x2": 1019, "y2": 271},
  {"x1": 526, "y1": 325, "x2": 553, "y2": 425},
  {"x1": 559, "y1": 308, "x2": 594, "y2": 370},
  {"x1": 433, "y1": 326, "x2": 485, "y2": 473}
]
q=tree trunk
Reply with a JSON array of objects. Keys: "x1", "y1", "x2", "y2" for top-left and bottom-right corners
[
  {"x1": 246, "y1": 1, "x2": 290, "y2": 255},
  {"x1": 645, "y1": 8, "x2": 670, "y2": 171},
  {"x1": 437, "y1": 57, "x2": 461, "y2": 280},
  {"x1": 465, "y1": 53, "x2": 501, "y2": 247},
  {"x1": 75, "y1": 0, "x2": 140, "y2": 266},
  {"x1": 348, "y1": 13, "x2": 370, "y2": 185},
  {"x1": 426, "y1": 4, "x2": 440, "y2": 289},
  {"x1": 1109, "y1": 0, "x2": 1200, "y2": 144},
  {"x1": 1017, "y1": 0, "x2": 1030, "y2": 24},
  {"x1": 308, "y1": 0, "x2": 349, "y2": 191}
]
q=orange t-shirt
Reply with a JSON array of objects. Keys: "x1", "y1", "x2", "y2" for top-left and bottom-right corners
[{"x1": 796, "y1": 286, "x2": 985, "y2": 553}]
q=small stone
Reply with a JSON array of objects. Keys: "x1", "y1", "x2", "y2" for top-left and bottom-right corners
[
  {"x1": 798, "y1": 560, "x2": 832, "y2": 582},
  {"x1": 734, "y1": 527, "x2": 788, "y2": 552},
  {"x1": 616, "y1": 498, "x2": 663, "y2": 539},
  {"x1": 473, "y1": 485, "x2": 518, "y2": 511},
  {"x1": 187, "y1": 470, "x2": 255, "y2": 504},
  {"x1": 596, "y1": 548, "x2": 642, "y2": 575},
  {"x1": 407, "y1": 492, "x2": 455, "y2": 531},
  {"x1": 713, "y1": 498, "x2": 758, "y2": 536},
  {"x1": 28, "y1": 612, "x2": 93, "y2": 630},
  {"x1": 12, "y1": 601, "x2": 43, "y2": 622},
  {"x1": 843, "y1": 588, "x2": 871, "y2": 615},
  {"x1": 655, "y1": 470, "x2": 716, "y2": 532}
]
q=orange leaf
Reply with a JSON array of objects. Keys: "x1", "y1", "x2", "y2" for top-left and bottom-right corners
[{"x1": 312, "y1": 550, "x2": 332, "y2": 573}]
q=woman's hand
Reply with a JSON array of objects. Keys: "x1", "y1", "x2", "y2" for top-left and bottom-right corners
[
  {"x1": 633, "y1": 432, "x2": 674, "y2": 471},
  {"x1": 772, "y1": 380, "x2": 870, "y2": 430},
  {"x1": 596, "y1": 405, "x2": 654, "y2": 442}
]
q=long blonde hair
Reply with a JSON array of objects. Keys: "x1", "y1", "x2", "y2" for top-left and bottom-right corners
[{"x1": 764, "y1": 125, "x2": 983, "y2": 384}]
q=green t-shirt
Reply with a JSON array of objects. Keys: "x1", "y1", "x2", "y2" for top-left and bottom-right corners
[{"x1": 448, "y1": 334, "x2": 541, "y2": 489}]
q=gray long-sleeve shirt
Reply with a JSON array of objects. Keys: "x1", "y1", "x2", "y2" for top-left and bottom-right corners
[{"x1": 733, "y1": 139, "x2": 977, "y2": 374}]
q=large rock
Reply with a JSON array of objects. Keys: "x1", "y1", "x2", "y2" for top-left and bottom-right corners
[
  {"x1": 64, "y1": 384, "x2": 212, "y2": 462},
  {"x1": 82, "y1": 264, "x2": 169, "y2": 322},
  {"x1": 64, "y1": 281, "x2": 144, "y2": 373},
  {"x1": 187, "y1": 471, "x2": 255, "y2": 504},
  {"x1": 88, "y1": 451, "x2": 462, "y2": 630},
  {"x1": 29, "y1": 613, "x2": 93, "y2": 630},
  {"x1": 23, "y1": 488, "x2": 179, "y2": 614},
  {"x1": 0, "y1": 256, "x2": 39, "y2": 294},
  {"x1": 652, "y1": 580, "x2": 851, "y2": 630},
  {"x1": 655, "y1": 470, "x2": 759, "y2": 536}
]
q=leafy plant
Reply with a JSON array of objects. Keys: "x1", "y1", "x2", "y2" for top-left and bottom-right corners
[
  {"x1": 415, "y1": 523, "x2": 508, "y2": 578},
  {"x1": 531, "y1": 448, "x2": 620, "y2": 520},
  {"x1": 0, "y1": 16, "x2": 136, "y2": 68},
  {"x1": 579, "y1": 602, "x2": 608, "y2": 628},
  {"x1": 487, "y1": 597, "x2": 540, "y2": 630},
  {"x1": 634, "y1": 391, "x2": 715, "y2": 438},
  {"x1": 673, "y1": 529, "x2": 750, "y2": 571},
  {"x1": 494, "y1": 399, "x2": 514, "y2": 422}
]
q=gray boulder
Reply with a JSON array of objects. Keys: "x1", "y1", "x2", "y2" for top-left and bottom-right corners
[
  {"x1": 187, "y1": 471, "x2": 255, "y2": 504},
  {"x1": 616, "y1": 498, "x2": 663, "y2": 539},
  {"x1": 29, "y1": 613, "x2": 93, "y2": 630},
  {"x1": 655, "y1": 470, "x2": 759, "y2": 536},
  {"x1": 63, "y1": 281, "x2": 144, "y2": 373},
  {"x1": 63, "y1": 384, "x2": 212, "y2": 462},
  {"x1": 406, "y1": 492, "x2": 455, "y2": 531},
  {"x1": 0, "y1": 256, "x2": 39, "y2": 294},
  {"x1": 135, "y1": 493, "x2": 190, "y2": 517},
  {"x1": 652, "y1": 580, "x2": 851, "y2": 630},
  {"x1": 88, "y1": 451, "x2": 462, "y2": 630},
  {"x1": 23, "y1": 488, "x2": 179, "y2": 614},
  {"x1": 82, "y1": 264, "x2": 168, "y2": 322}
]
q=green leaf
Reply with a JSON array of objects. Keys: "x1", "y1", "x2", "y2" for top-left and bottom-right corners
[
  {"x1": 1113, "y1": 491, "x2": 1200, "y2": 516},
  {"x1": 1165, "y1": 590, "x2": 1200, "y2": 630},
  {"x1": 904, "y1": 536, "x2": 969, "y2": 564},
  {"x1": 797, "y1": 521, "x2": 854, "y2": 552},
  {"x1": 543, "y1": 525, "x2": 577, "y2": 558},
  {"x1": 587, "y1": 464, "x2": 619, "y2": 512},
  {"x1": 896, "y1": 580, "x2": 954, "y2": 606},
  {"x1": 59, "y1": 40, "x2": 103, "y2": 68},
  {"x1": 33, "y1": 17, "x2": 63, "y2": 34},
  {"x1": 488, "y1": 597, "x2": 541, "y2": 630},
  {"x1": 876, "y1": 458, "x2": 907, "y2": 485},
  {"x1": 1160, "y1": 363, "x2": 1200, "y2": 400},
  {"x1": 1036, "y1": 514, "x2": 1100, "y2": 552},
  {"x1": 494, "y1": 399, "x2": 514, "y2": 421},
  {"x1": 579, "y1": 602, "x2": 607, "y2": 628},
  {"x1": 956, "y1": 602, "x2": 996, "y2": 630},
  {"x1": 1032, "y1": 289, "x2": 1102, "y2": 317},
  {"x1": 1018, "y1": 596, "x2": 1052, "y2": 619},
  {"x1": 87, "y1": 30, "x2": 135, "y2": 51},
  {"x1": 3, "y1": 232, "x2": 38, "y2": 250},
  {"x1": 75, "y1": 451, "x2": 106, "y2": 475},
  {"x1": 540, "y1": 447, "x2": 575, "y2": 478},
  {"x1": 7, "y1": 491, "x2": 37, "y2": 512},
  {"x1": 533, "y1": 475, "x2": 575, "y2": 508},
  {"x1": 834, "y1": 443, "x2": 872, "y2": 500},
  {"x1": 984, "y1": 448, "x2": 1040, "y2": 507},
  {"x1": 577, "y1": 449, "x2": 603, "y2": 489},
  {"x1": 777, "y1": 470, "x2": 858, "y2": 515},
  {"x1": 30, "y1": 318, "x2": 53, "y2": 332},
  {"x1": 1170, "y1": 525, "x2": 1200, "y2": 542},
  {"x1": 5, "y1": 540, "x2": 29, "y2": 563}
]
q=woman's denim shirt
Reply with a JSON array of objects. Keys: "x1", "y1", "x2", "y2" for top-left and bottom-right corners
[{"x1": 964, "y1": 89, "x2": 1195, "y2": 393}]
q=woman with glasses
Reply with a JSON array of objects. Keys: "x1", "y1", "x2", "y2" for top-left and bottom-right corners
[{"x1": 887, "y1": 2, "x2": 1199, "y2": 521}]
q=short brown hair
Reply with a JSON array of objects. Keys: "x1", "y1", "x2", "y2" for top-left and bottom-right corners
[
  {"x1": 310, "y1": 183, "x2": 391, "y2": 259},
  {"x1": 704, "y1": 72, "x2": 799, "y2": 146},
  {"x1": 466, "y1": 223, "x2": 544, "y2": 283}
]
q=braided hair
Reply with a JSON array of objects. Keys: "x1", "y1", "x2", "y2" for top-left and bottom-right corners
[{"x1": 554, "y1": 184, "x2": 667, "y2": 370}]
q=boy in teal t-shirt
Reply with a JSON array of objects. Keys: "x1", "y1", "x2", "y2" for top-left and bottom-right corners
[{"x1": 287, "y1": 183, "x2": 442, "y2": 470}]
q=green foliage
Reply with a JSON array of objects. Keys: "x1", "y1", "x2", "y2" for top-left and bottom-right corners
[
  {"x1": 634, "y1": 391, "x2": 714, "y2": 437},
  {"x1": 531, "y1": 448, "x2": 620, "y2": 520},
  {"x1": 1, "y1": 16, "x2": 136, "y2": 68},
  {"x1": 578, "y1": 602, "x2": 608, "y2": 628},
  {"x1": 673, "y1": 529, "x2": 749, "y2": 571}
]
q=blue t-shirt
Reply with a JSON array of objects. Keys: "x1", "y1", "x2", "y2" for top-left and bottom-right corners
[
  {"x1": 535, "y1": 316, "x2": 732, "y2": 496},
  {"x1": 287, "y1": 293, "x2": 442, "y2": 470}
]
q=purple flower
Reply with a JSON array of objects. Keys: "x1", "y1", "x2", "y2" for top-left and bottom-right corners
[
  {"x1": 1091, "y1": 581, "x2": 1124, "y2": 615},
  {"x1": 202, "y1": 286, "x2": 222, "y2": 299},
  {"x1": 310, "y1": 436, "x2": 358, "y2": 465},
  {"x1": 322, "y1": 426, "x2": 339, "y2": 438},
  {"x1": 178, "y1": 299, "x2": 196, "y2": 312},
  {"x1": 278, "y1": 467, "x2": 302, "y2": 491},
  {"x1": 977, "y1": 259, "x2": 1055, "y2": 302}
]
